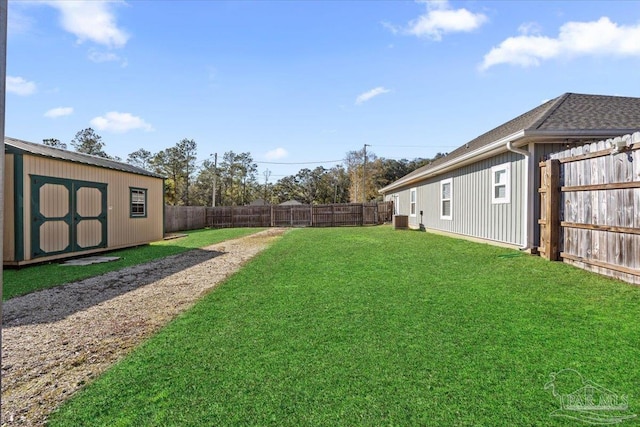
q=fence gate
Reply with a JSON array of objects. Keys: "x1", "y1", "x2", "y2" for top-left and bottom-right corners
[
  {"x1": 31, "y1": 175, "x2": 107, "y2": 259},
  {"x1": 537, "y1": 135, "x2": 640, "y2": 284}
]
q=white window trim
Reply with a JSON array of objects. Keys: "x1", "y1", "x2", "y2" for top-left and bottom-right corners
[
  {"x1": 491, "y1": 163, "x2": 511, "y2": 204},
  {"x1": 440, "y1": 178, "x2": 452, "y2": 220},
  {"x1": 409, "y1": 188, "x2": 417, "y2": 217}
]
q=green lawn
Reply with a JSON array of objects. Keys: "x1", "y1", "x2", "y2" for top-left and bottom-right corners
[
  {"x1": 49, "y1": 226, "x2": 640, "y2": 426},
  {"x1": 3, "y1": 227, "x2": 264, "y2": 300}
]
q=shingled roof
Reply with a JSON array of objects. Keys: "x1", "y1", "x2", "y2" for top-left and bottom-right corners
[
  {"x1": 4, "y1": 137, "x2": 164, "y2": 179},
  {"x1": 381, "y1": 93, "x2": 640, "y2": 192}
]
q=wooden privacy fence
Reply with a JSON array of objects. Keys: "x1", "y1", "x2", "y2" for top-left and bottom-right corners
[
  {"x1": 165, "y1": 206, "x2": 208, "y2": 233},
  {"x1": 538, "y1": 133, "x2": 640, "y2": 284},
  {"x1": 165, "y1": 202, "x2": 393, "y2": 233}
]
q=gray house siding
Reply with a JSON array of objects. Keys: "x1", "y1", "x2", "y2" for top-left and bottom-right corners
[
  {"x1": 382, "y1": 94, "x2": 640, "y2": 251},
  {"x1": 391, "y1": 152, "x2": 526, "y2": 246}
]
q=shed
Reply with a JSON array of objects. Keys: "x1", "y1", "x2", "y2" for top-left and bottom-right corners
[{"x1": 4, "y1": 137, "x2": 165, "y2": 266}]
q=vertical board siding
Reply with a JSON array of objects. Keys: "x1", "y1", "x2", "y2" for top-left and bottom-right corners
[
  {"x1": 76, "y1": 187, "x2": 102, "y2": 217},
  {"x1": 40, "y1": 221, "x2": 69, "y2": 253},
  {"x1": 17, "y1": 155, "x2": 164, "y2": 262},
  {"x1": 77, "y1": 219, "x2": 103, "y2": 248},
  {"x1": 39, "y1": 183, "x2": 69, "y2": 217},
  {"x1": 391, "y1": 152, "x2": 525, "y2": 246}
]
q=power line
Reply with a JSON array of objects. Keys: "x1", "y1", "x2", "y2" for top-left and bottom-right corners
[
  {"x1": 369, "y1": 144, "x2": 457, "y2": 148},
  {"x1": 256, "y1": 159, "x2": 344, "y2": 165}
]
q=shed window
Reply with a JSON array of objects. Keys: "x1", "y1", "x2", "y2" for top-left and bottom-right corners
[
  {"x1": 130, "y1": 188, "x2": 147, "y2": 218},
  {"x1": 492, "y1": 164, "x2": 510, "y2": 204},
  {"x1": 440, "y1": 179, "x2": 452, "y2": 220},
  {"x1": 409, "y1": 188, "x2": 417, "y2": 216}
]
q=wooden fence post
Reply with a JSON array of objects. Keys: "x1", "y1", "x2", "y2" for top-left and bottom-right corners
[
  {"x1": 331, "y1": 204, "x2": 335, "y2": 227},
  {"x1": 542, "y1": 159, "x2": 561, "y2": 260}
]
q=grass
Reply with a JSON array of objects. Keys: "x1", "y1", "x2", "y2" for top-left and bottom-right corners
[
  {"x1": 49, "y1": 226, "x2": 640, "y2": 426},
  {"x1": 3, "y1": 227, "x2": 264, "y2": 300}
]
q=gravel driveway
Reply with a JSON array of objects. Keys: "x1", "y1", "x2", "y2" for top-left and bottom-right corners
[{"x1": 1, "y1": 228, "x2": 287, "y2": 426}]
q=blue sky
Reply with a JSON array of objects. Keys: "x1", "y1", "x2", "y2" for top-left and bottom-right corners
[{"x1": 5, "y1": 0, "x2": 640, "y2": 179}]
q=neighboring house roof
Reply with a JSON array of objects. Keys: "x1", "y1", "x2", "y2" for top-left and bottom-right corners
[
  {"x1": 280, "y1": 200, "x2": 302, "y2": 205},
  {"x1": 381, "y1": 93, "x2": 640, "y2": 193},
  {"x1": 248, "y1": 198, "x2": 269, "y2": 206},
  {"x1": 4, "y1": 137, "x2": 164, "y2": 179}
]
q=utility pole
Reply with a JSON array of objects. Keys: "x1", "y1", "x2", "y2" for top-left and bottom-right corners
[
  {"x1": 263, "y1": 168, "x2": 271, "y2": 202},
  {"x1": 211, "y1": 153, "x2": 217, "y2": 207},
  {"x1": 363, "y1": 144, "x2": 369, "y2": 203}
]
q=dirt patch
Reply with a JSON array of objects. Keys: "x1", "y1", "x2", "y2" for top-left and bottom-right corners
[{"x1": 1, "y1": 228, "x2": 287, "y2": 426}]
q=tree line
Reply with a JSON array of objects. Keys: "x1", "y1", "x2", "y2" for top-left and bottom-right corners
[{"x1": 44, "y1": 128, "x2": 446, "y2": 206}]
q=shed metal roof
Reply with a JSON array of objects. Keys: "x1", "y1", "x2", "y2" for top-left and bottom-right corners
[
  {"x1": 4, "y1": 137, "x2": 164, "y2": 179},
  {"x1": 381, "y1": 93, "x2": 640, "y2": 193}
]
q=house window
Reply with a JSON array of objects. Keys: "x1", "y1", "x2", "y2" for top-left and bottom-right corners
[
  {"x1": 491, "y1": 163, "x2": 510, "y2": 204},
  {"x1": 410, "y1": 188, "x2": 417, "y2": 217},
  {"x1": 440, "y1": 179, "x2": 452, "y2": 220},
  {"x1": 130, "y1": 187, "x2": 147, "y2": 218}
]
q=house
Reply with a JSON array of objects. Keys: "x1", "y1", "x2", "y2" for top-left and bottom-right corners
[
  {"x1": 280, "y1": 200, "x2": 302, "y2": 206},
  {"x1": 4, "y1": 137, "x2": 165, "y2": 266},
  {"x1": 380, "y1": 93, "x2": 640, "y2": 250}
]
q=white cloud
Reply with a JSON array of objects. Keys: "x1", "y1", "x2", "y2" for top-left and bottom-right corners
[
  {"x1": 355, "y1": 87, "x2": 390, "y2": 105},
  {"x1": 481, "y1": 35, "x2": 560, "y2": 69},
  {"x1": 381, "y1": 21, "x2": 399, "y2": 35},
  {"x1": 518, "y1": 22, "x2": 543, "y2": 36},
  {"x1": 6, "y1": 76, "x2": 37, "y2": 96},
  {"x1": 46, "y1": 0, "x2": 129, "y2": 48},
  {"x1": 393, "y1": 0, "x2": 487, "y2": 40},
  {"x1": 44, "y1": 107, "x2": 74, "y2": 118},
  {"x1": 265, "y1": 148, "x2": 288, "y2": 160},
  {"x1": 481, "y1": 17, "x2": 640, "y2": 70},
  {"x1": 90, "y1": 112, "x2": 154, "y2": 133},
  {"x1": 88, "y1": 49, "x2": 128, "y2": 67}
]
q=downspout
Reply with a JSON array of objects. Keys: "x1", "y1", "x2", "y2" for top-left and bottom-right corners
[{"x1": 506, "y1": 141, "x2": 530, "y2": 250}]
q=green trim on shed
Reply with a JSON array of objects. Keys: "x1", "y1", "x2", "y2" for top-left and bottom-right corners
[
  {"x1": 13, "y1": 153, "x2": 24, "y2": 262},
  {"x1": 75, "y1": 181, "x2": 109, "y2": 251},
  {"x1": 129, "y1": 187, "x2": 148, "y2": 218},
  {"x1": 30, "y1": 175, "x2": 108, "y2": 259},
  {"x1": 30, "y1": 175, "x2": 73, "y2": 258}
]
